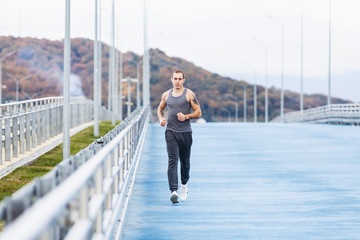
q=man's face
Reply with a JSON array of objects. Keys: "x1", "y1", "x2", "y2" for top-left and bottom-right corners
[{"x1": 171, "y1": 72, "x2": 185, "y2": 90}]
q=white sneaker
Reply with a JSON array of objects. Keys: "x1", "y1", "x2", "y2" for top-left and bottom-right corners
[
  {"x1": 170, "y1": 191, "x2": 179, "y2": 204},
  {"x1": 180, "y1": 184, "x2": 188, "y2": 201}
]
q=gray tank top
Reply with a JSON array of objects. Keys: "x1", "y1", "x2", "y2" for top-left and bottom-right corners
[{"x1": 166, "y1": 88, "x2": 192, "y2": 132}]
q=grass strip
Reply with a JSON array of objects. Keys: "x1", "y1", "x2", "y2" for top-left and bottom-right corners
[
  {"x1": 0, "y1": 121, "x2": 119, "y2": 231},
  {"x1": 0, "y1": 121, "x2": 119, "y2": 203}
]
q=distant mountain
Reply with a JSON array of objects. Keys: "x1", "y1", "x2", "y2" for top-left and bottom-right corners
[{"x1": 0, "y1": 36, "x2": 351, "y2": 121}]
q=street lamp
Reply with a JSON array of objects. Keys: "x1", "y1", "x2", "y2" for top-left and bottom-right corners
[
  {"x1": 110, "y1": 0, "x2": 116, "y2": 125},
  {"x1": 221, "y1": 108, "x2": 231, "y2": 122},
  {"x1": 243, "y1": 61, "x2": 257, "y2": 122},
  {"x1": 251, "y1": 37, "x2": 268, "y2": 122},
  {"x1": 63, "y1": 0, "x2": 71, "y2": 160},
  {"x1": 22, "y1": 90, "x2": 41, "y2": 100},
  {"x1": 94, "y1": 0, "x2": 100, "y2": 137},
  {"x1": 293, "y1": 0, "x2": 304, "y2": 113},
  {"x1": 143, "y1": 0, "x2": 150, "y2": 106},
  {"x1": 121, "y1": 77, "x2": 138, "y2": 116},
  {"x1": 243, "y1": 85, "x2": 247, "y2": 122},
  {"x1": 328, "y1": 0, "x2": 332, "y2": 106},
  {"x1": 7, "y1": 73, "x2": 31, "y2": 101},
  {"x1": 226, "y1": 93, "x2": 239, "y2": 122},
  {"x1": 0, "y1": 51, "x2": 16, "y2": 104},
  {"x1": 268, "y1": 15, "x2": 285, "y2": 122},
  {"x1": 123, "y1": 55, "x2": 143, "y2": 109}
]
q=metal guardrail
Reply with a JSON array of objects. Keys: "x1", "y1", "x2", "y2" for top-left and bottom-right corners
[
  {"x1": 0, "y1": 97, "x2": 93, "y2": 164},
  {"x1": 0, "y1": 105, "x2": 150, "y2": 240},
  {"x1": 0, "y1": 97, "x2": 65, "y2": 115},
  {"x1": 271, "y1": 104, "x2": 360, "y2": 125}
]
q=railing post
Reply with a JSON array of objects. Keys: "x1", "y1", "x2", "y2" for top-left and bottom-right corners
[
  {"x1": 19, "y1": 113, "x2": 25, "y2": 154},
  {"x1": 37, "y1": 109, "x2": 41, "y2": 145},
  {"x1": 124, "y1": 134, "x2": 128, "y2": 171},
  {"x1": 0, "y1": 118, "x2": 3, "y2": 164},
  {"x1": 31, "y1": 111, "x2": 37, "y2": 148},
  {"x1": 12, "y1": 115, "x2": 19, "y2": 157},
  {"x1": 25, "y1": 110, "x2": 31, "y2": 151},
  {"x1": 105, "y1": 153, "x2": 112, "y2": 210},
  {"x1": 95, "y1": 166, "x2": 103, "y2": 234},
  {"x1": 41, "y1": 108, "x2": 46, "y2": 142},
  {"x1": 119, "y1": 140, "x2": 124, "y2": 187},
  {"x1": 80, "y1": 185, "x2": 88, "y2": 219},
  {"x1": 45, "y1": 107, "x2": 50, "y2": 141}
]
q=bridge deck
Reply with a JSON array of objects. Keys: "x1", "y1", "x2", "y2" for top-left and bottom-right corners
[{"x1": 121, "y1": 123, "x2": 360, "y2": 239}]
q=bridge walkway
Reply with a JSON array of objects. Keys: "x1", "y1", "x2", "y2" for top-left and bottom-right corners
[{"x1": 121, "y1": 122, "x2": 360, "y2": 239}]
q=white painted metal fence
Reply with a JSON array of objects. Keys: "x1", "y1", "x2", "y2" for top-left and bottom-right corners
[
  {"x1": 271, "y1": 104, "x2": 360, "y2": 125},
  {"x1": 0, "y1": 97, "x2": 93, "y2": 164},
  {"x1": 0, "y1": 105, "x2": 150, "y2": 240}
]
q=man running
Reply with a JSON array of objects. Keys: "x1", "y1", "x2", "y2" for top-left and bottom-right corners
[{"x1": 157, "y1": 69, "x2": 202, "y2": 204}]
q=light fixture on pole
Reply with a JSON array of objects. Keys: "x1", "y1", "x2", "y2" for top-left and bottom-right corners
[
  {"x1": 7, "y1": 73, "x2": 31, "y2": 101},
  {"x1": 251, "y1": 37, "x2": 268, "y2": 122},
  {"x1": 267, "y1": 15, "x2": 285, "y2": 122},
  {"x1": 0, "y1": 51, "x2": 15, "y2": 104},
  {"x1": 226, "y1": 93, "x2": 239, "y2": 122},
  {"x1": 243, "y1": 61, "x2": 257, "y2": 122},
  {"x1": 94, "y1": 0, "x2": 99, "y2": 137},
  {"x1": 110, "y1": 0, "x2": 116, "y2": 126},
  {"x1": 63, "y1": 0, "x2": 71, "y2": 160},
  {"x1": 121, "y1": 77, "x2": 138, "y2": 116},
  {"x1": 222, "y1": 108, "x2": 231, "y2": 122},
  {"x1": 293, "y1": 0, "x2": 304, "y2": 113},
  {"x1": 328, "y1": 0, "x2": 332, "y2": 106},
  {"x1": 243, "y1": 85, "x2": 247, "y2": 122},
  {"x1": 123, "y1": 55, "x2": 142, "y2": 109},
  {"x1": 22, "y1": 90, "x2": 41, "y2": 100},
  {"x1": 143, "y1": 0, "x2": 150, "y2": 107}
]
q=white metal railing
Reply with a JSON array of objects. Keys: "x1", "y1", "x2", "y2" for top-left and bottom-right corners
[
  {"x1": 0, "y1": 105, "x2": 150, "y2": 240},
  {"x1": 0, "y1": 97, "x2": 63, "y2": 115},
  {"x1": 271, "y1": 103, "x2": 360, "y2": 125},
  {"x1": 0, "y1": 97, "x2": 93, "y2": 164}
]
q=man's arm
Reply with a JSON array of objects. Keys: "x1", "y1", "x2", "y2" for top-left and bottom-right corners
[
  {"x1": 177, "y1": 90, "x2": 202, "y2": 121},
  {"x1": 157, "y1": 92, "x2": 168, "y2": 127}
]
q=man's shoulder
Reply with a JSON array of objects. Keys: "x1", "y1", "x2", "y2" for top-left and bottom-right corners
[
  {"x1": 186, "y1": 88, "x2": 195, "y2": 95},
  {"x1": 162, "y1": 90, "x2": 170, "y2": 99}
]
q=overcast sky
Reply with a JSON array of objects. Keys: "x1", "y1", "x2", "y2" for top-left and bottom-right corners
[{"x1": 1, "y1": 0, "x2": 359, "y2": 102}]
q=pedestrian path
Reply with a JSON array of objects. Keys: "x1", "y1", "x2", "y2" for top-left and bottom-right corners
[
  {"x1": 0, "y1": 121, "x2": 94, "y2": 178},
  {"x1": 121, "y1": 122, "x2": 360, "y2": 240}
]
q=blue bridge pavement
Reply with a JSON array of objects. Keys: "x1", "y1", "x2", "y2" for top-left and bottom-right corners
[{"x1": 121, "y1": 122, "x2": 360, "y2": 240}]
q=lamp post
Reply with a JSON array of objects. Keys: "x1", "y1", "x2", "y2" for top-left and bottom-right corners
[
  {"x1": 143, "y1": 0, "x2": 150, "y2": 106},
  {"x1": 94, "y1": 0, "x2": 100, "y2": 137},
  {"x1": 121, "y1": 77, "x2": 138, "y2": 116},
  {"x1": 226, "y1": 93, "x2": 239, "y2": 122},
  {"x1": 22, "y1": 90, "x2": 41, "y2": 100},
  {"x1": 328, "y1": 0, "x2": 332, "y2": 106},
  {"x1": 293, "y1": 0, "x2": 304, "y2": 113},
  {"x1": 243, "y1": 61, "x2": 257, "y2": 122},
  {"x1": 123, "y1": 55, "x2": 143, "y2": 109},
  {"x1": 63, "y1": 0, "x2": 71, "y2": 160},
  {"x1": 268, "y1": 15, "x2": 285, "y2": 122},
  {"x1": 251, "y1": 37, "x2": 268, "y2": 122},
  {"x1": 110, "y1": 0, "x2": 116, "y2": 125},
  {"x1": 7, "y1": 74, "x2": 31, "y2": 101},
  {"x1": 222, "y1": 108, "x2": 231, "y2": 122},
  {"x1": 243, "y1": 85, "x2": 247, "y2": 122},
  {"x1": 0, "y1": 51, "x2": 15, "y2": 104}
]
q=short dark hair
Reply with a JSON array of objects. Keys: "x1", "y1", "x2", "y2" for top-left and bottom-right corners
[{"x1": 172, "y1": 69, "x2": 185, "y2": 79}]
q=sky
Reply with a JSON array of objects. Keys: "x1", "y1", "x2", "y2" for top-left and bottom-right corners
[{"x1": 1, "y1": 0, "x2": 359, "y2": 102}]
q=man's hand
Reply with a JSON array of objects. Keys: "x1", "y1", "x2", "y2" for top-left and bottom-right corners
[
  {"x1": 177, "y1": 112, "x2": 186, "y2": 121},
  {"x1": 160, "y1": 118, "x2": 167, "y2": 127}
]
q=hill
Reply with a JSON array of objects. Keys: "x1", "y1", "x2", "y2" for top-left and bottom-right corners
[{"x1": 0, "y1": 36, "x2": 351, "y2": 121}]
